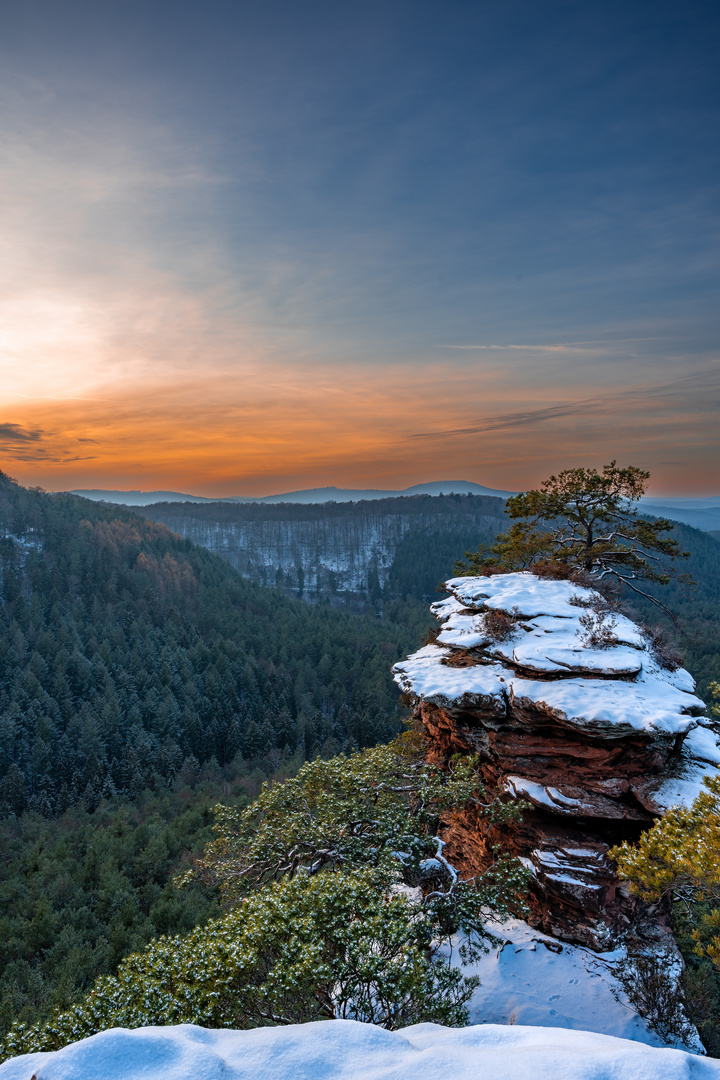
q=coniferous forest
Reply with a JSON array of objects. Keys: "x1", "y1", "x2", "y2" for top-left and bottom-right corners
[
  {"x1": 1, "y1": 468, "x2": 719, "y2": 1041},
  {"x1": 0, "y1": 471, "x2": 433, "y2": 1032},
  {"x1": 0, "y1": 471, "x2": 433, "y2": 819}
]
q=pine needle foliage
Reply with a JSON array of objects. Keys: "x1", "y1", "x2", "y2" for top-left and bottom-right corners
[
  {"x1": 611, "y1": 684, "x2": 720, "y2": 900},
  {"x1": 609, "y1": 684, "x2": 720, "y2": 1051},
  {"x1": 1, "y1": 737, "x2": 529, "y2": 1058},
  {"x1": 611, "y1": 684, "x2": 720, "y2": 964},
  {"x1": 181, "y1": 733, "x2": 525, "y2": 908},
  {"x1": 457, "y1": 462, "x2": 690, "y2": 612}
]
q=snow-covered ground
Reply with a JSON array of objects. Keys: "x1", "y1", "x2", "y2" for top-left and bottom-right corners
[
  {"x1": 454, "y1": 917, "x2": 670, "y2": 1046},
  {"x1": 141, "y1": 504, "x2": 505, "y2": 600},
  {"x1": 2, "y1": 1018, "x2": 718, "y2": 1080},
  {"x1": 0, "y1": 918, "x2": 703, "y2": 1079}
]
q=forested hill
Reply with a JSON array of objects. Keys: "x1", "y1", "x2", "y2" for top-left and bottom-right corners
[
  {"x1": 134, "y1": 493, "x2": 508, "y2": 609},
  {"x1": 135, "y1": 493, "x2": 720, "y2": 697},
  {"x1": 0, "y1": 472, "x2": 429, "y2": 819},
  {"x1": 2, "y1": 469, "x2": 717, "y2": 824},
  {"x1": 622, "y1": 520, "x2": 720, "y2": 697}
]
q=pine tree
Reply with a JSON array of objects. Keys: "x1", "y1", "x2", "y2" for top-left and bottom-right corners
[{"x1": 458, "y1": 462, "x2": 690, "y2": 611}]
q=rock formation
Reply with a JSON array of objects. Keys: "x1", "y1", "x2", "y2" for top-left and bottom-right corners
[{"x1": 393, "y1": 571, "x2": 716, "y2": 949}]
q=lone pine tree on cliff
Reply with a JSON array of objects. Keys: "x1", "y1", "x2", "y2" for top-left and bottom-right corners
[{"x1": 457, "y1": 461, "x2": 690, "y2": 612}]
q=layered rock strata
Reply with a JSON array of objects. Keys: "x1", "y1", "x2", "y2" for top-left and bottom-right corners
[{"x1": 393, "y1": 572, "x2": 715, "y2": 949}]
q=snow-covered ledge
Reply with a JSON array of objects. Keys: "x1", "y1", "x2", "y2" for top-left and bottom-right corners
[
  {"x1": 392, "y1": 571, "x2": 715, "y2": 948},
  {"x1": 394, "y1": 571, "x2": 711, "y2": 794}
]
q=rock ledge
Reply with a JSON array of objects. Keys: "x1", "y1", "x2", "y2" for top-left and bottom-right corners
[{"x1": 393, "y1": 572, "x2": 715, "y2": 948}]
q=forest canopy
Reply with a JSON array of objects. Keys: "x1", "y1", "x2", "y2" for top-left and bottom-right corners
[
  {"x1": 1, "y1": 738, "x2": 529, "y2": 1057},
  {"x1": 0, "y1": 471, "x2": 428, "y2": 819}
]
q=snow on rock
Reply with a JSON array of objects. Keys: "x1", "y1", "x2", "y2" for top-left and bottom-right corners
[
  {"x1": 2, "y1": 1018, "x2": 718, "y2": 1080},
  {"x1": 393, "y1": 571, "x2": 711, "y2": 948},
  {"x1": 632, "y1": 757, "x2": 720, "y2": 815},
  {"x1": 502, "y1": 775, "x2": 649, "y2": 821},
  {"x1": 445, "y1": 572, "x2": 598, "y2": 618},
  {"x1": 509, "y1": 676, "x2": 701, "y2": 739},
  {"x1": 392, "y1": 644, "x2": 511, "y2": 712},
  {"x1": 434, "y1": 608, "x2": 647, "y2": 674},
  {"x1": 683, "y1": 725, "x2": 720, "y2": 765},
  {"x1": 435, "y1": 608, "x2": 495, "y2": 650},
  {"x1": 505, "y1": 637, "x2": 644, "y2": 677}
]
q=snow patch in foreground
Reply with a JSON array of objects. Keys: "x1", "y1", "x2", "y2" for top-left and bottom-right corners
[
  {"x1": 456, "y1": 918, "x2": 665, "y2": 1046},
  {"x1": 2, "y1": 1018, "x2": 719, "y2": 1080}
]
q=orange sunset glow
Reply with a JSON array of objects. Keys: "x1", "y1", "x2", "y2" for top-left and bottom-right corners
[
  {"x1": 6, "y1": 348, "x2": 719, "y2": 496},
  {"x1": 1, "y1": 0, "x2": 719, "y2": 498}
]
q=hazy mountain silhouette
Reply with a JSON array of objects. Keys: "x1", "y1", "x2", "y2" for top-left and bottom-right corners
[{"x1": 69, "y1": 480, "x2": 517, "y2": 506}]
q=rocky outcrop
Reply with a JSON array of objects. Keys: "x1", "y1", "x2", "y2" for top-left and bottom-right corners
[{"x1": 393, "y1": 572, "x2": 716, "y2": 949}]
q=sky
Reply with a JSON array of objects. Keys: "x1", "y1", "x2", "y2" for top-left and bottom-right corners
[{"x1": 1, "y1": 0, "x2": 719, "y2": 497}]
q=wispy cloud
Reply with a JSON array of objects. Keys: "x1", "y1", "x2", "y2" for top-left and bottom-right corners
[
  {"x1": 440, "y1": 344, "x2": 586, "y2": 352},
  {"x1": 16, "y1": 394, "x2": 98, "y2": 401},
  {"x1": 408, "y1": 400, "x2": 600, "y2": 438},
  {"x1": 408, "y1": 367, "x2": 720, "y2": 441},
  {"x1": 0, "y1": 423, "x2": 45, "y2": 442},
  {"x1": 439, "y1": 338, "x2": 669, "y2": 352}
]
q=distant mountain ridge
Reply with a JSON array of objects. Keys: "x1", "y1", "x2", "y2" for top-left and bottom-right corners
[
  {"x1": 639, "y1": 497, "x2": 720, "y2": 533},
  {"x1": 68, "y1": 480, "x2": 517, "y2": 506},
  {"x1": 69, "y1": 484, "x2": 720, "y2": 531}
]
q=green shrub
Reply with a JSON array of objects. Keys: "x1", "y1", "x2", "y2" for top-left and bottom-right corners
[{"x1": 1, "y1": 737, "x2": 529, "y2": 1058}]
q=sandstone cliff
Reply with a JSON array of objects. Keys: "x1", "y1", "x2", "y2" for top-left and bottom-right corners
[{"x1": 393, "y1": 571, "x2": 716, "y2": 949}]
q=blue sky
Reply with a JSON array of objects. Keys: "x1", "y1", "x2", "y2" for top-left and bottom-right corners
[{"x1": 2, "y1": 0, "x2": 719, "y2": 494}]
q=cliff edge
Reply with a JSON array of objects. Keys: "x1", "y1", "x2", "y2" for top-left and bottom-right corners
[{"x1": 393, "y1": 571, "x2": 715, "y2": 948}]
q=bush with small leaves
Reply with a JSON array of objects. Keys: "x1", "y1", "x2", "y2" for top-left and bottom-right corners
[
  {"x1": 578, "y1": 609, "x2": 620, "y2": 649},
  {"x1": 181, "y1": 734, "x2": 527, "y2": 913},
  {"x1": 1, "y1": 737, "x2": 529, "y2": 1059},
  {"x1": 643, "y1": 624, "x2": 684, "y2": 671},
  {"x1": 0, "y1": 869, "x2": 480, "y2": 1058},
  {"x1": 612, "y1": 946, "x2": 697, "y2": 1047},
  {"x1": 483, "y1": 609, "x2": 519, "y2": 642}
]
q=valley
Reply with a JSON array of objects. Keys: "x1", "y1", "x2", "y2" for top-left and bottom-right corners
[
  {"x1": 134, "y1": 493, "x2": 508, "y2": 609},
  {"x1": 134, "y1": 494, "x2": 720, "y2": 699},
  {"x1": 1, "y1": 472, "x2": 719, "y2": 1054}
]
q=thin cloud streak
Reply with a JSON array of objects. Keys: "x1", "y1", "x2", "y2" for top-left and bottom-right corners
[
  {"x1": 439, "y1": 338, "x2": 670, "y2": 351},
  {"x1": 440, "y1": 344, "x2": 591, "y2": 352},
  {"x1": 408, "y1": 399, "x2": 602, "y2": 437},
  {"x1": 408, "y1": 368, "x2": 720, "y2": 441},
  {"x1": 16, "y1": 394, "x2": 99, "y2": 401}
]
